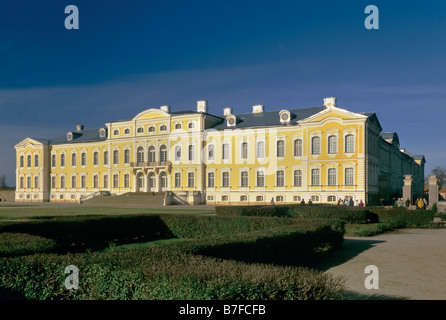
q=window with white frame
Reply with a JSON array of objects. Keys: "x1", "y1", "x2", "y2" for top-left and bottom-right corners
[
  {"x1": 294, "y1": 139, "x2": 302, "y2": 156},
  {"x1": 222, "y1": 143, "x2": 230, "y2": 160},
  {"x1": 93, "y1": 175, "x2": 99, "y2": 188},
  {"x1": 208, "y1": 144, "x2": 215, "y2": 160},
  {"x1": 256, "y1": 141, "x2": 265, "y2": 158},
  {"x1": 276, "y1": 170, "x2": 285, "y2": 187},
  {"x1": 328, "y1": 168, "x2": 337, "y2": 186},
  {"x1": 256, "y1": 171, "x2": 265, "y2": 187},
  {"x1": 311, "y1": 168, "x2": 320, "y2": 186},
  {"x1": 240, "y1": 171, "x2": 248, "y2": 187},
  {"x1": 124, "y1": 149, "x2": 130, "y2": 164},
  {"x1": 241, "y1": 142, "x2": 248, "y2": 159},
  {"x1": 160, "y1": 145, "x2": 167, "y2": 162},
  {"x1": 188, "y1": 172, "x2": 195, "y2": 188},
  {"x1": 294, "y1": 170, "x2": 302, "y2": 187},
  {"x1": 276, "y1": 140, "x2": 285, "y2": 157},
  {"x1": 174, "y1": 172, "x2": 181, "y2": 188},
  {"x1": 345, "y1": 167, "x2": 354, "y2": 186},
  {"x1": 207, "y1": 172, "x2": 215, "y2": 188},
  {"x1": 81, "y1": 175, "x2": 86, "y2": 188},
  {"x1": 113, "y1": 150, "x2": 119, "y2": 164},
  {"x1": 71, "y1": 153, "x2": 77, "y2": 167},
  {"x1": 81, "y1": 152, "x2": 87, "y2": 166},
  {"x1": 328, "y1": 135, "x2": 337, "y2": 154},
  {"x1": 188, "y1": 145, "x2": 194, "y2": 161},
  {"x1": 345, "y1": 134, "x2": 355, "y2": 153},
  {"x1": 311, "y1": 136, "x2": 321, "y2": 155},
  {"x1": 222, "y1": 171, "x2": 230, "y2": 188},
  {"x1": 93, "y1": 152, "x2": 99, "y2": 166},
  {"x1": 51, "y1": 154, "x2": 56, "y2": 167}
]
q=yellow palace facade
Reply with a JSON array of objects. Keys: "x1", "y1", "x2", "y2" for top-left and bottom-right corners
[{"x1": 14, "y1": 97, "x2": 425, "y2": 205}]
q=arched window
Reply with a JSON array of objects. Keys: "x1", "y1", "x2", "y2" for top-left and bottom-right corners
[
  {"x1": 51, "y1": 154, "x2": 56, "y2": 167},
  {"x1": 188, "y1": 172, "x2": 195, "y2": 188},
  {"x1": 256, "y1": 195, "x2": 264, "y2": 202},
  {"x1": 276, "y1": 170, "x2": 285, "y2": 187},
  {"x1": 294, "y1": 139, "x2": 302, "y2": 156},
  {"x1": 311, "y1": 136, "x2": 321, "y2": 155},
  {"x1": 124, "y1": 149, "x2": 130, "y2": 164},
  {"x1": 60, "y1": 153, "x2": 66, "y2": 167},
  {"x1": 160, "y1": 125, "x2": 167, "y2": 131},
  {"x1": 113, "y1": 150, "x2": 119, "y2": 164},
  {"x1": 175, "y1": 123, "x2": 181, "y2": 130},
  {"x1": 93, "y1": 152, "x2": 99, "y2": 166},
  {"x1": 160, "y1": 145, "x2": 168, "y2": 162},
  {"x1": 188, "y1": 145, "x2": 194, "y2": 161},
  {"x1": 71, "y1": 153, "x2": 77, "y2": 167},
  {"x1": 174, "y1": 172, "x2": 181, "y2": 188},
  {"x1": 27, "y1": 155, "x2": 32, "y2": 167},
  {"x1": 175, "y1": 146, "x2": 181, "y2": 161},
  {"x1": 148, "y1": 146, "x2": 156, "y2": 163},
  {"x1": 276, "y1": 140, "x2": 285, "y2": 157},
  {"x1": 137, "y1": 146, "x2": 145, "y2": 164},
  {"x1": 328, "y1": 135, "x2": 337, "y2": 154},
  {"x1": 148, "y1": 126, "x2": 156, "y2": 132},
  {"x1": 20, "y1": 155, "x2": 24, "y2": 168},
  {"x1": 240, "y1": 195, "x2": 248, "y2": 201},
  {"x1": 148, "y1": 172, "x2": 156, "y2": 189},
  {"x1": 160, "y1": 172, "x2": 167, "y2": 188},
  {"x1": 345, "y1": 135, "x2": 355, "y2": 153},
  {"x1": 81, "y1": 152, "x2": 86, "y2": 166},
  {"x1": 137, "y1": 127, "x2": 144, "y2": 133},
  {"x1": 124, "y1": 128, "x2": 130, "y2": 135},
  {"x1": 241, "y1": 142, "x2": 248, "y2": 159},
  {"x1": 34, "y1": 154, "x2": 39, "y2": 167},
  {"x1": 103, "y1": 151, "x2": 108, "y2": 165}
]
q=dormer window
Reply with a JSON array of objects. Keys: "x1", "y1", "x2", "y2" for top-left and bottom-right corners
[
  {"x1": 99, "y1": 128, "x2": 106, "y2": 138},
  {"x1": 67, "y1": 132, "x2": 73, "y2": 141},
  {"x1": 227, "y1": 115, "x2": 237, "y2": 127},
  {"x1": 279, "y1": 110, "x2": 291, "y2": 124}
]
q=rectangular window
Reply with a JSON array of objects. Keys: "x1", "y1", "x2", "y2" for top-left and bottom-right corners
[
  {"x1": 93, "y1": 175, "x2": 99, "y2": 188},
  {"x1": 51, "y1": 154, "x2": 56, "y2": 167},
  {"x1": 27, "y1": 155, "x2": 32, "y2": 167},
  {"x1": 81, "y1": 153, "x2": 86, "y2": 166},
  {"x1": 81, "y1": 175, "x2": 86, "y2": 188},
  {"x1": 276, "y1": 170, "x2": 285, "y2": 187},
  {"x1": 256, "y1": 141, "x2": 265, "y2": 158},
  {"x1": 103, "y1": 175, "x2": 108, "y2": 188},
  {"x1": 240, "y1": 171, "x2": 248, "y2": 187},
  {"x1": 113, "y1": 174, "x2": 119, "y2": 188},
  {"x1": 124, "y1": 150, "x2": 130, "y2": 164},
  {"x1": 71, "y1": 153, "x2": 77, "y2": 167},
  {"x1": 34, "y1": 176, "x2": 39, "y2": 189},
  {"x1": 34, "y1": 155, "x2": 39, "y2": 167},
  {"x1": 188, "y1": 172, "x2": 194, "y2": 188},
  {"x1": 294, "y1": 170, "x2": 302, "y2": 187},
  {"x1": 51, "y1": 176, "x2": 56, "y2": 189},
  {"x1": 256, "y1": 171, "x2": 265, "y2": 187},
  {"x1": 175, "y1": 173, "x2": 181, "y2": 188},
  {"x1": 222, "y1": 172, "x2": 230, "y2": 188},
  {"x1": 60, "y1": 176, "x2": 65, "y2": 189},
  {"x1": 328, "y1": 136, "x2": 337, "y2": 154},
  {"x1": 124, "y1": 174, "x2": 130, "y2": 188},
  {"x1": 311, "y1": 169, "x2": 320, "y2": 186},
  {"x1": 328, "y1": 168, "x2": 337, "y2": 186},
  {"x1": 222, "y1": 144, "x2": 230, "y2": 160},
  {"x1": 345, "y1": 135, "x2": 355, "y2": 153},
  {"x1": 207, "y1": 172, "x2": 215, "y2": 188},
  {"x1": 71, "y1": 176, "x2": 76, "y2": 189},
  {"x1": 113, "y1": 150, "x2": 119, "y2": 164},
  {"x1": 345, "y1": 168, "x2": 354, "y2": 186},
  {"x1": 20, "y1": 156, "x2": 24, "y2": 168}
]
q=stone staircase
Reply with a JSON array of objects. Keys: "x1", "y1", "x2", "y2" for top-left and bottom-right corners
[{"x1": 81, "y1": 192, "x2": 166, "y2": 207}]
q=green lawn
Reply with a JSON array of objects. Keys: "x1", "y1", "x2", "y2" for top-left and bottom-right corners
[{"x1": 0, "y1": 205, "x2": 215, "y2": 219}]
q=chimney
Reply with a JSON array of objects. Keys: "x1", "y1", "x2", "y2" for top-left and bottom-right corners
[
  {"x1": 197, "y1": 100, "x2": 208, "y2": 113},
  {"x1": 223, "y1": 107, "x2": 233, "y2": 116},
  {"x1": 76, "y1": 124, "x2": 84, "y2": 132},
  {"x1": 323, "y1": 97, "x2": 337, "y2": 108},
  {"x1": 252, "y1": 104, "x2": 264, "y2": 114},
  {"x1": 160, "y1": 105, "x2": 170, "y2": 113}
]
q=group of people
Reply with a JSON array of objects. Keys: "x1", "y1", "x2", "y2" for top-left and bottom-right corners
[{"x1": 337, "y1": 198, "x2": 364, "y2": 207}]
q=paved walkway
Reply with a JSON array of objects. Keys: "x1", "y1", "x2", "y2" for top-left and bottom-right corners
[{"x1": 319, "y1": 228, "x2": 446, "y2": 300}]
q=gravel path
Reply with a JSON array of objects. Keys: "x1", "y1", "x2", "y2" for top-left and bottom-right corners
[{"x1": 320, "y1": 228, "x2": 446, "y2": 300}]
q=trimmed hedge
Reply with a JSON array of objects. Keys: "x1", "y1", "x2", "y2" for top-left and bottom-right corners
[
  {"x1": 0, "y1": 214, "x2": 346, "y2": 300},
  {"x1": 216, "y1": 204, "x2": 376, "y2": 224}
]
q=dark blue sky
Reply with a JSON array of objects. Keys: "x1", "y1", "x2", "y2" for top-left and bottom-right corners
[{"x1": 1, "y1": 0, "x2": 446, "y2": 185}]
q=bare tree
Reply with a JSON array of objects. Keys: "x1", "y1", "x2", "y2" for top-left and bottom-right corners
[
  {"x1": 431, "y1": 166, "x2": 446, "y2": 190},
  {"x1": 0, "y1": 174, "x2": 7, "y2": 189}
]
